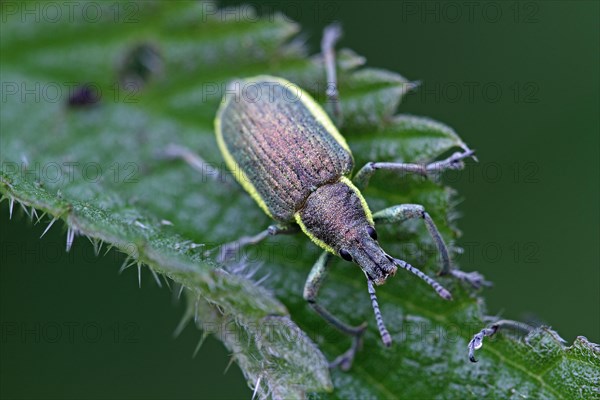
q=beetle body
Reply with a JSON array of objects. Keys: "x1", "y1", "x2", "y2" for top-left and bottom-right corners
[
  {"x1": 215, "y1": 76, "x2": 397, "y2": 284},
  {"x1": 179, "y1": 24, "x2": 479, "y2": 368}
]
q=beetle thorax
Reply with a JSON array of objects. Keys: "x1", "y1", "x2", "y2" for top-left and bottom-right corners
[{"x1": 296, "y1": 180, "x2": 397, "y2": 285}]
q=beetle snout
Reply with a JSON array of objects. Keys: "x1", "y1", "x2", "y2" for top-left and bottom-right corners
[
  {"x1": 374, "y1": 258, "x2": 397, "y2": 285},
  {"x1": 385, "y1": 254, "x2": 398, "y2": 277},
  {"x1": 388, "y1": 263, "x2": 398, "y2": 278},
  {"x1": 352, "y1": 240, "x2": 398, "y2": 286}
]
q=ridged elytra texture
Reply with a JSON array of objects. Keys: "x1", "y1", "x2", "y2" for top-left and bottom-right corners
[{"x1": 217, "y1": 77, "x2": 353, "y2": 222}]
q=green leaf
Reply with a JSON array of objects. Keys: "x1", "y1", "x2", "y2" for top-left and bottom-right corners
[{"x1": 1, "y1": 2, "x2": 598, "y2": 399}]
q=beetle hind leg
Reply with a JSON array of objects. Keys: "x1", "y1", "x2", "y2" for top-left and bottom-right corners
[
  {"x1": 373, "y1": 204, "x2": 491, "y2": 289},
  {"x1": 304, "y1": 251, "x2": 368, "y2": 370}
]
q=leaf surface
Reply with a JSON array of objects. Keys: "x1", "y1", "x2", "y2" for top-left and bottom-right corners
[{"x1": 1, "y1": 2, "x2": 598, "y2": 399}]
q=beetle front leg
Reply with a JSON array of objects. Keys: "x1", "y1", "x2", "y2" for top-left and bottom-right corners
[
  {"x1": 373, "y1": 204, "x2": 490, "y2": 289},
  {"x1": 304, "y1": 251, "x2": 367, "y2": 370},
  {"x1": 210, "y1": 224, "x2": 299, "y2": 263},
  {"x1": 353, "y1": 148, "x2": 476, "y2": 190}
]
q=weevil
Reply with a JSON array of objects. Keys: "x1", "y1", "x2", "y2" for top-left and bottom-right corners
[{"x1": 171, "y1": 25, "x2": 486, "y2": 369}]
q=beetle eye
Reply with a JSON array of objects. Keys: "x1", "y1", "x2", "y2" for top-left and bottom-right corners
[
  {"x1": 367, "y1": 226, "x2": 378, "y2": 240},
  {"x1": 339, "y1": 249, "x2": 353, "y2": 262}
]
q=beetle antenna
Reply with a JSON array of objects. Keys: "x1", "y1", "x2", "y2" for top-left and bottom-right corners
[
  {"x1": 367, "y1": 280, "x2": 392, "y2": 347},
  {"x1": 390, "y1": 257, "x2": 453, "y2": 300}
]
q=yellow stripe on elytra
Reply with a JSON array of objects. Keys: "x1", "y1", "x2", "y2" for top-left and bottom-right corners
[
  {"x1": 294, "y1": 212, "x2": 336, "y2": 255},
  {"x1": 215, "y1": 94, "x2": 274, "y2": 219}
]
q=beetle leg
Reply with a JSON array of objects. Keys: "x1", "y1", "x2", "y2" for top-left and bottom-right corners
[
  {"x1": 211, "y1": 224, "x2": 298, "y2": 263},
  {"x1": 321, "y1": 23, "x2": 343, "y2": 125},
  {"x1": 468, "y1": 319, "x2": 533, "y2": 362},
  {"x1": 352, "y1": 148, "x2": 476, "y2": 190},
  {"x1": 373, "y1": 204, "x2": 491, "y2": 289},
  {"x1": 160, "y1": 143, "x2": 223, "y2": 182},
  {"x1": 304, "y1": 251, "x2": 367, "y2": 370}
]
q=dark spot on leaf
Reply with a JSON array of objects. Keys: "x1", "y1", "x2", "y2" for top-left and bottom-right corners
[
  {"x1": 67, "y1": 84, "x2": 100, "y2": 108},
  {"x1": 118, "y1": 42, "x2": 163, "y2": 90}
]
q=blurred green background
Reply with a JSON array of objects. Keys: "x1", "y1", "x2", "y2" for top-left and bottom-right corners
[{"x1": 1, "y1": 1, "x2": 598, "y2": 398}]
